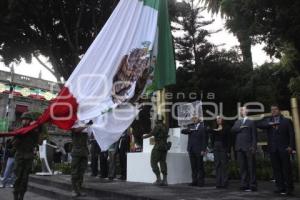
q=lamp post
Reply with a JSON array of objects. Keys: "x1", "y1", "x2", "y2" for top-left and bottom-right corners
[
  {"x1": 5, "y1": 64, "x2": 15, "y2": 126},
  {"x1": 1, "y1": 65, "x2": 14, "y2": 175},
  {"x1": 291, "y1": 97, "x2": 300, "y2": 178}
]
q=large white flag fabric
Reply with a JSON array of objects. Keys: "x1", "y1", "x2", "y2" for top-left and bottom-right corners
[
  {"x1": 5, "y1": 0, "x2": 176, "y2": 150},
  {"x1": 66, "y1": 0, "x2": 159, "y2": 149}
]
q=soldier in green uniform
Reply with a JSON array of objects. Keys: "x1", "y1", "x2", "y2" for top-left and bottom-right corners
[
  {"x1": 71, "y1": 120, "x2": 92, "y2": 197},
  {"x1": 143, "y1": 115, "x2": 169, "y2": 186},
  {"x1": 13, "y1": 112, "x2": 42, "y2": 200}
]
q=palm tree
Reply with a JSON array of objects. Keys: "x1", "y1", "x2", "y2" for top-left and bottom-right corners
[
  {"x1": 200, "y1": 0, "x2": 253, "y2": 69},
  {"x1": 201, "y1": 0, "x2": 223, "y2": 16}
]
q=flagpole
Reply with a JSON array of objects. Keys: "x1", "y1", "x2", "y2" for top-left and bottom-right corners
[{"x1": 156, "y1": 88, "x2": 168, "y2": 127}]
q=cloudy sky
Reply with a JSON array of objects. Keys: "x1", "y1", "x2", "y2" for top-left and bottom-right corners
[{"x1": 0, "y1": 1, "x2": 275, "y2": 83}]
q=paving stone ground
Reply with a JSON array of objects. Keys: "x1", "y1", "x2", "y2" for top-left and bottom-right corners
[
  {"x1": 1, "y1": 175, "x2": 299, "y2": 200},
  {"x1": 28, "y1": 175, "x2": 300, "y2": 200},
  {"x1": 0, "y1": 187, "x2": 52, "y2": 200}
]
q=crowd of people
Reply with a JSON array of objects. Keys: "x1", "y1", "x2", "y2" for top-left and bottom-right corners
[{"x1": 0, "y1": 103, "x2": 297, "y2": 199}]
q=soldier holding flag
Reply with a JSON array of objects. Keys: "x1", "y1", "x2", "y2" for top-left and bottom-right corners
[{"x1": 13, "y1": 112, "x2": 43, "y2": 200}]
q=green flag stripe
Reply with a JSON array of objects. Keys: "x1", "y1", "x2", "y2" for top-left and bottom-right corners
[
  {"x1": 153, "y1": 0, "x2": 176, "y2": 90},
  {"x1": 142, "y1": 0, "x2": 159, "y2": 10}
]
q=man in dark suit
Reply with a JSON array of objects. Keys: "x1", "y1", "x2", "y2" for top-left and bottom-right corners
[
  {"x1": 231, "y1": 107, "x2": 257, "y2": 192},
  {"x1": 117, "y1": 130, "x2": 131, "y2": 180},
  {"x1": 181, "y1": 116, "x2": 207, "y2": 187},
  {"x1": 90, "y1": 135, "x2": 101, "y2": 177},
  {"x1": 257, "y1": 104, "x2": 295, "y2": 195},
  {"x1": 99, "y1": 150, "x2": 108, "y2": 179}
]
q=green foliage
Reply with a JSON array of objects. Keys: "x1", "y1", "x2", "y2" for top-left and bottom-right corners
[
  {"x1": 289, "y1": 77, "x2": 300, "y2": 96},
  {"x1": 54, "y1": 163, "x2": 72, "y2": 175},
  {"x1": 204, "y1": 161, "x2": 215, "y2": 177},
  {"x1": 200, "y1": 0, "x2": 254, "y2": 68},
  {"x1": 0, "y1": 0, "x2": 119, "y2": 80},
  {"x1": 228, "y1": 161, "x2": 239, "y2": 179},
  {"x1": 198, "y1": 0, "x2": 300, "y2": 94},
  {"x1": 173, "y1": 0, "x2": 215, "y2": 68},
  {"x1": 167, "y1": 0, "x2": 294, "y2": 123},
  {"x1": 32, "y1": 156, "x2": 42, "y2": 173}
]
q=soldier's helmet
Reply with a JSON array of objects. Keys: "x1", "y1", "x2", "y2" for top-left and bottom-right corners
[{"x1": 20, "y1": 112, "x2": 41, "y2": 121}]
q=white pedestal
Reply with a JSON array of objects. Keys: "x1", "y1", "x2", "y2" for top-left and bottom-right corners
[
  {"x1": 127, "y1": 128, "x2": 192, "y2": 184},
  {"x1": 127, "y1": 152, "x2": 192, "y2": 184}
]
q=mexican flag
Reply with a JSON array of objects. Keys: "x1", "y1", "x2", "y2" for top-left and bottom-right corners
[{"x1": 2, "y1": 0, "x2": 176, "y2": 150}]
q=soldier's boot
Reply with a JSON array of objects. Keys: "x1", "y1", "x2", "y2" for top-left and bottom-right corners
[
  {"x1": 71, "y1": 191, "x2": 81, "y2": 198},
  {"x1": 72, "y1": 184, "x2": 81, "y2": 197},
  {"x1": 161, "y1": 175, "x2": 168, "y2": 186},
  {"x1": 153, "y1": 174, "x2": 161, "y2": 185},
  {"x1": 13, "y1": 192, "x2": 19, "y2": 200},
  {"x1": 78, "y1": 181, "x2": 87, "y2": 197},
  {"x1": 19, "y1": 192, "x2": 25, "y2": 200}
]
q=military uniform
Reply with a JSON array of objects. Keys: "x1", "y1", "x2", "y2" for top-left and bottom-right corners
[
  {"x1": 150, "y1": 121, "x2": 169, "y2": 186},
  {"x1": 71, "y1": 130, "x2": 89, "y2": 196},
  {"x1": 13, "y1": 126, "x2": 41, "y2": 200}
]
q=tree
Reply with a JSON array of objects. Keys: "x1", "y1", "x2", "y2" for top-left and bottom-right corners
[
  {"x1": 168, "y1": 0, "x2": 251, "y2": 123},
  {"x1": 222, "y1": 0, "x2": 300, "y2": 95},
  {"x1": 174, "y1": 0, "x2": 215, "y2": 70},
  {"x1": 248, "y1": 0, "x2": 300, "y2": 59},
  {"x1": 0, "y1": 0, "x2": 119, "y2": 81},
  {"x1": 165, "y1": 0, "x2": 295, "y2": 128},
  {"x1": 201, "y1": 0, "x2": 255, "y2": 68}
]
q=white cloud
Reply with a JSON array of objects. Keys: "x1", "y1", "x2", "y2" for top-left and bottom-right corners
[{"x1": 0, "y1": 57, "x2": 57, "y2": 82}]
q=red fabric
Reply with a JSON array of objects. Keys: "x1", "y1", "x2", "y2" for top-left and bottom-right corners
[
  {"x1": 2, "y1": 91, "x2": 23, "y2": 96},
  {"x1": 15, "y1": 105, "x2": 28, "y2": 113},
  {"x1": 0, "y1": 86, "x2": 78, "y2": 137},
  {"x1": 28, "y1": 94, "x2": 46, "y2": 100},
  {"x1": 47, "y1": 87, "x2": 78, "y2": 129}
]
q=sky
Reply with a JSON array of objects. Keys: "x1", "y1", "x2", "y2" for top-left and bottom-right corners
[{"x1": 0, "y1": 1, "x2": 276, "y2": 83}]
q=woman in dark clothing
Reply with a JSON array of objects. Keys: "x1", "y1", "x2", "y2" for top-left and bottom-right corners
[{"x1": 210, "y1": 116, "x2": 231, "y2": 188}]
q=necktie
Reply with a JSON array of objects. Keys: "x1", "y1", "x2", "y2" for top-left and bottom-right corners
[
  {"x1": 242, "y1": 118, "x2": 246, "y2": 125},
  {"x1": 274, "y1": 117, "x2": 280, "y2": 123}
]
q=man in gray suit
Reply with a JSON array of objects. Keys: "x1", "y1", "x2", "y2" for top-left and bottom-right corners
[
  {"x1": 181, "y1": 116, "x2": 208, "y2": 187},
  {"x1": 231, "y1": 107, "x2": 257, "y2": 192}
]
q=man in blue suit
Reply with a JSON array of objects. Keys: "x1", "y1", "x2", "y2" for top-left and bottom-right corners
[
  {"x1": 231, "y1": 107, "x2": 257, "y2": 192},
  {"x1": 257, "y1": 104, "x2": 295, "y2": 196},
  {"x1": 181, "y1": 116, "x2": 208, "y2": 187}
]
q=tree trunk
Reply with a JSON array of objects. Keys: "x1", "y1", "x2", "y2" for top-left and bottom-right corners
[{"x1": 236, "y1": 31, "x2": 253, "y2": 69}]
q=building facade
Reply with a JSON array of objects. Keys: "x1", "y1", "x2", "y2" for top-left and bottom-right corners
[{"x1": 0, "y1": 70, "x2": 71, "y2": 148}]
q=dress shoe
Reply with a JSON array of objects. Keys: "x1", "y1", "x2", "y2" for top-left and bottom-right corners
[
  {"x1": 240, "y1": 186, "x2": 250, "y2": 192},
  {"x1": 80, "y1": 192, "x2": 87, "y2": 197},
  {"x1": 281, "y1": 190, "x2": 294, "y2": 196},
  {"x1": 189, "y1": 182, "x2": 197, "y2": 186},
  {"x1": 71, "y1": 191, "x2": 80, "y2": 198}
]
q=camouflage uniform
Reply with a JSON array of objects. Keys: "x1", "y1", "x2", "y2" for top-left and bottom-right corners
[
  {"x1": 150, "y1": 121, "x2": 169, "y2": 185},
  {"x1": 13, "y1": 126, "x2": 41, "y2": 200},
  {"x1": 71, "y1": 131, "x2": 88, "y2": 196}
]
